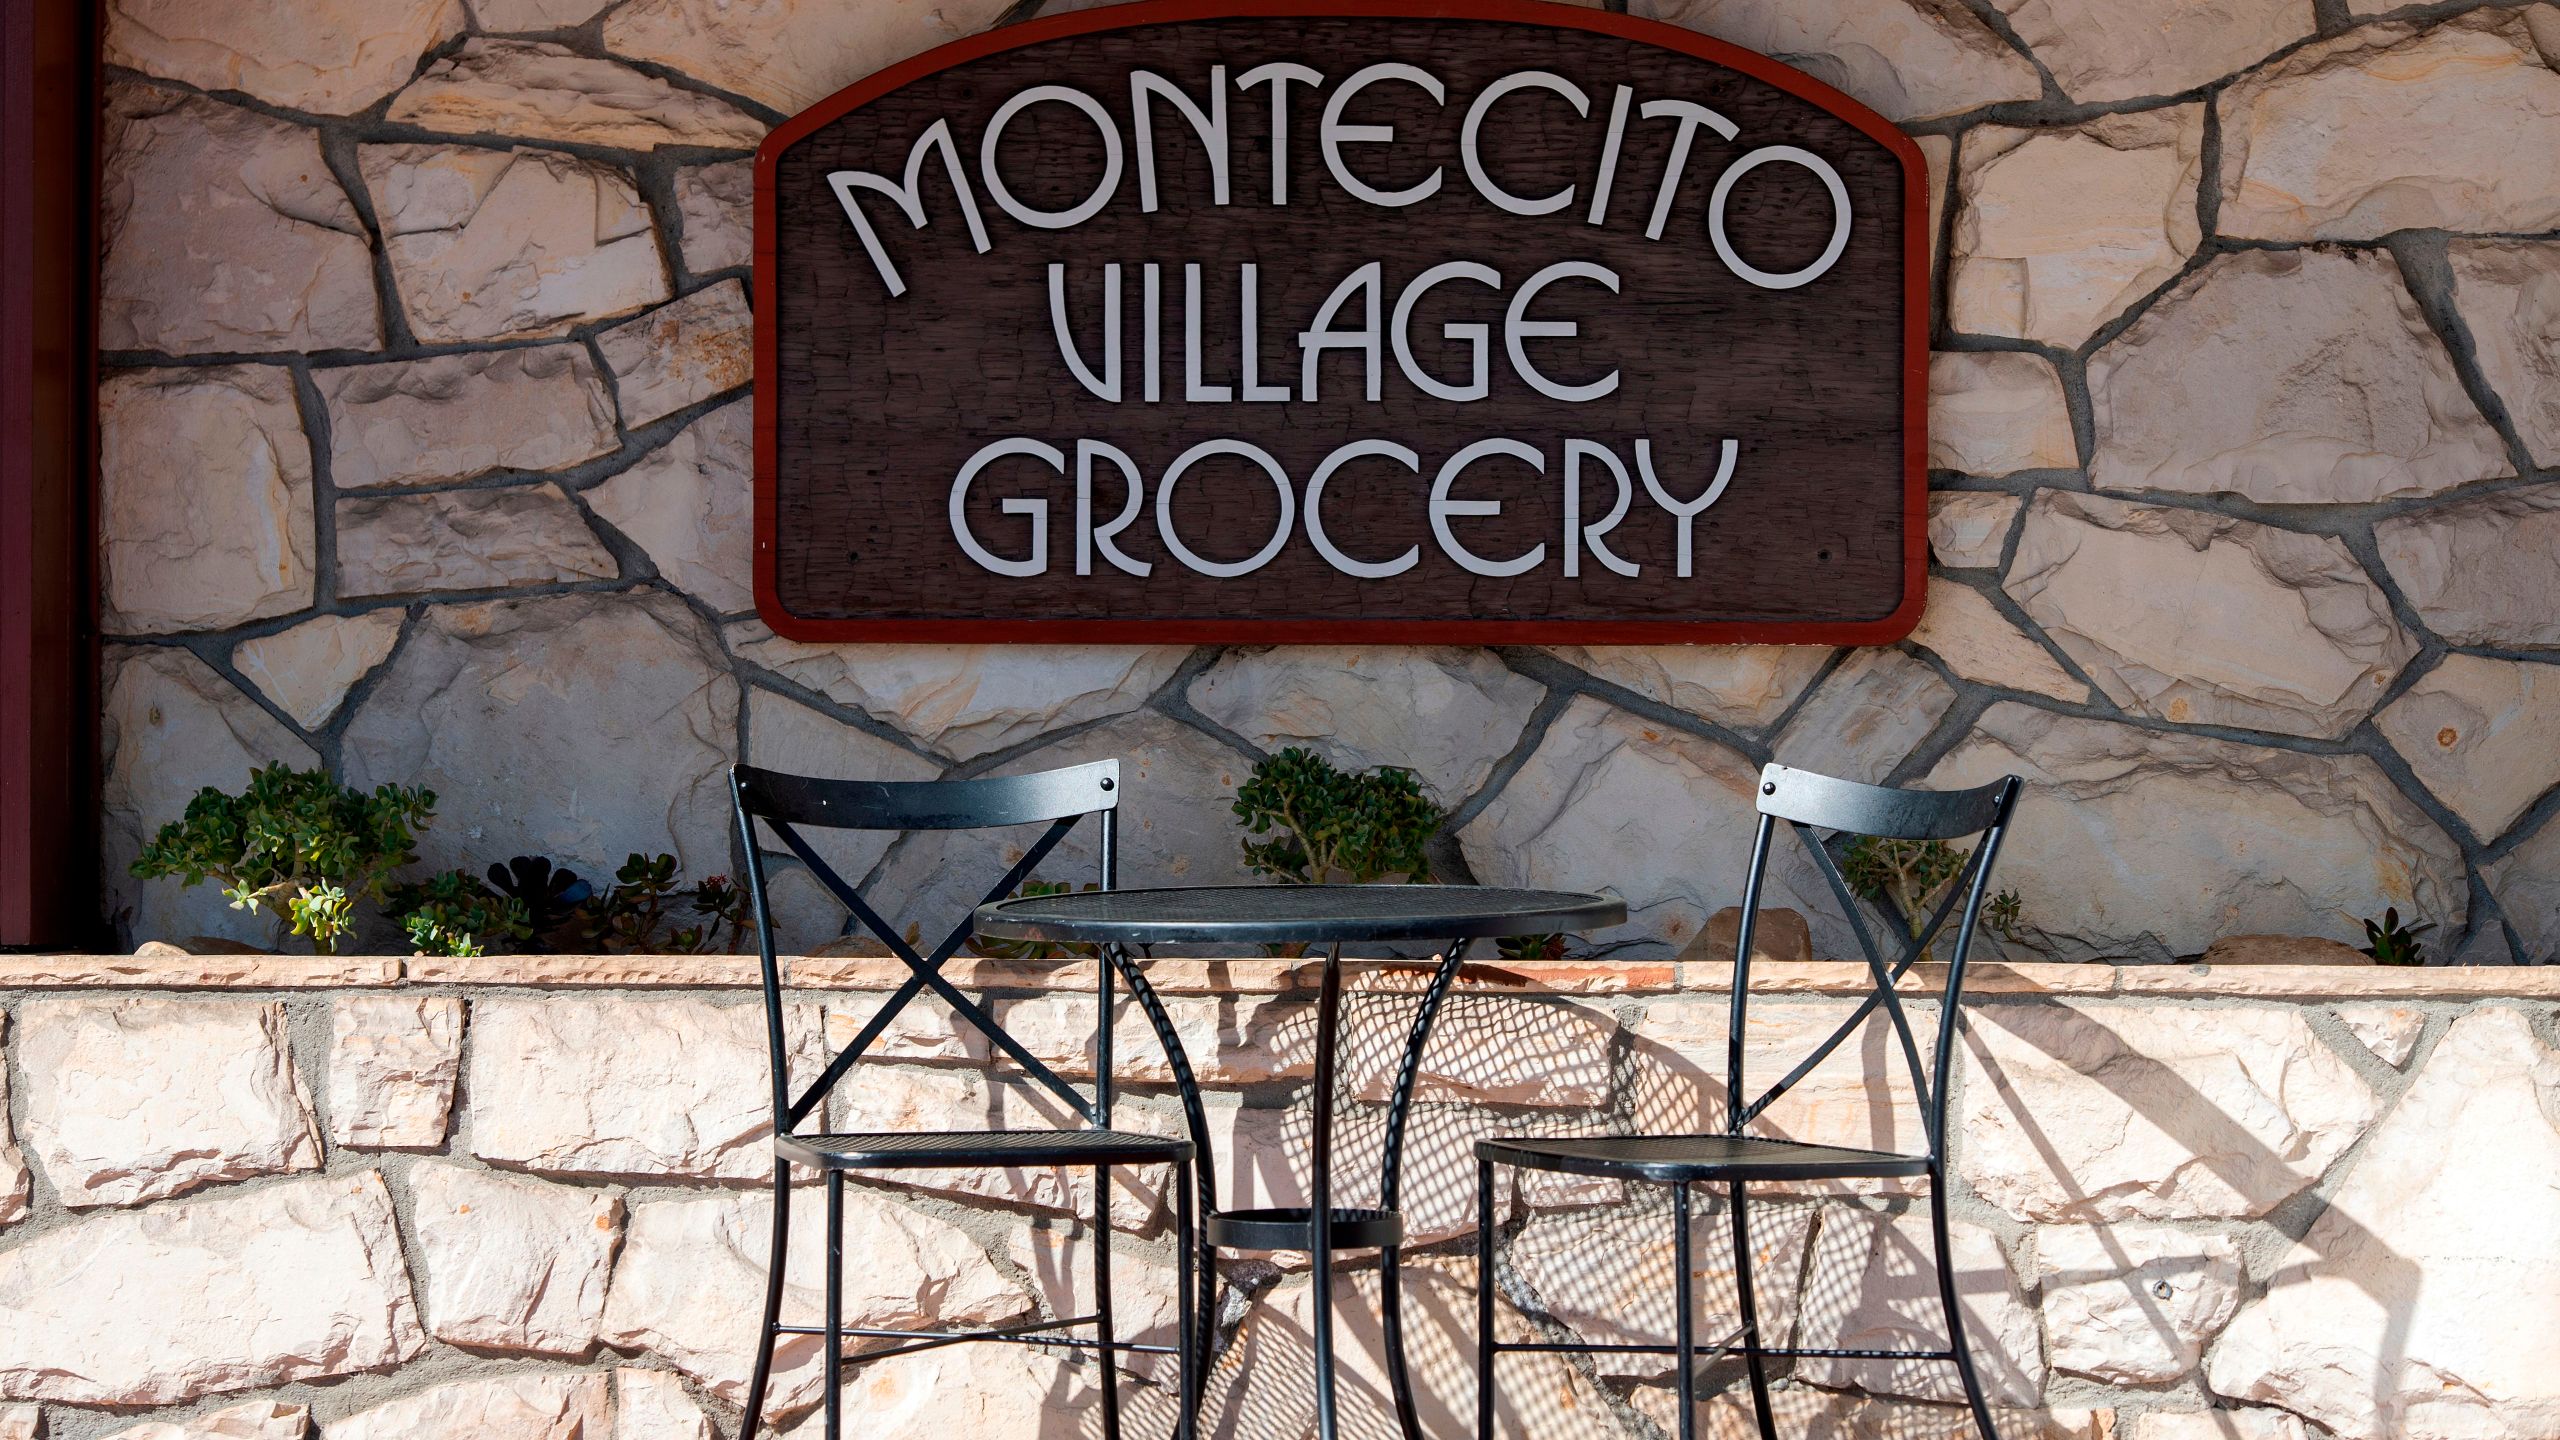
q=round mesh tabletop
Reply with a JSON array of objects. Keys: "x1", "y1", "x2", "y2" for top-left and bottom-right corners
[{"x1": 973, "y1": 883, "x2": 1626, "y2": 946}]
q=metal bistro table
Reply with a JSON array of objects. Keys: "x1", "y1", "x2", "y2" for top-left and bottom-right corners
[{"x1": 974, "y1": 883, "x2": 1626, "y2": 1440}]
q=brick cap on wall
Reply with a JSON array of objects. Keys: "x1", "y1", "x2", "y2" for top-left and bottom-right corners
[{"x1": 2, "y1": 953, "x2": 2556, "y2": 999}]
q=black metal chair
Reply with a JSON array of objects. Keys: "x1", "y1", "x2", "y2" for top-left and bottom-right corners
[
  {"x1": 1472, "y1": 763, "x2": 2023, "y2": 1440},
  {"x1": 730, "y1": 759, "x2": 1199, "y2": 1440}
]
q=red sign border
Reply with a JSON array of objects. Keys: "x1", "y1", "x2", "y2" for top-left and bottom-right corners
[{"x1": 752, "y1": 0, "x2": 1929, "y2": 645}]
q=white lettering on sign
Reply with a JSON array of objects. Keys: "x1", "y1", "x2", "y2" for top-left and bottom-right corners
[
  {"x1": 819, "y1": 61, "x2": 1864, "y2": 579},
  {"x1": 947, "y1": 436, "x2": 1740, "y2": 581}
]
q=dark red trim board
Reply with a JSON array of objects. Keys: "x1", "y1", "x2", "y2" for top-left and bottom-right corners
[{"x1": 754, "y1": 0, "x2": 1928, "y2": 645}]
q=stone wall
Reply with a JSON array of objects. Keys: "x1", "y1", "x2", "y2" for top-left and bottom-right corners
[
  {"x1": 92, "y1": 0, "x2": 2560, "y2": 962},
  {"x1": 0, "y1": 955, "x2": 2555, "y2": 1439}
]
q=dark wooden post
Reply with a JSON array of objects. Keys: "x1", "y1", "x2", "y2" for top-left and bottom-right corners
[{"x1": 0, "y1": 0, "x2": 97, "y2": 948}]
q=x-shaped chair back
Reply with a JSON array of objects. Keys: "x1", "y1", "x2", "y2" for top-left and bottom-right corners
[
  {"x1": 731, "y1": 759, "x2": 1124, "y2": 1139},
  {"x1": 1725, "y1": 763, "x2": 2023, "y2": 1164}
]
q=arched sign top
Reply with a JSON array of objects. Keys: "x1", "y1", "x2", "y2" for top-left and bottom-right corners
[{"x1": 754, "y1": 0, "x2": 1928, "y2": 645}]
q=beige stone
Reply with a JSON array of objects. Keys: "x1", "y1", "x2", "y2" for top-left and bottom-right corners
[
  {"x1": 476, "y1": 0, "x2": 609, "y2": 28},
  {"x1": 1464, "y1": 695, "x2": 1819, "y2": 959},
  {"x1": 1188, "y1": 646, "x2": 1542, "y2": 803},
  {"x1": 101, "y1": 82, "x2": 378, "y2": 353},
  {"x1": 1952, "y1": 108, "x2": 2205, "y2": 345},
  {"x1": 1994, "y1": 0, "x2": 2306, "y2": 102},
  {"x1": 0, "y1": 1406, "x2": 30, "y2": 1439},
  {"x1": 100, "y1": 646, "x2": 319, "y2": 949},
  {"x1": 19, "y1": 997, "x2": 320, "y2": 1209},
  {"x1": 597, "y1": 281, "x2": 754, "y2": 429},
  {"x1": 1797, "y1": 1208, "x2": 2043, "y2": 1404},
  {"x1": 1634, "y1": 998, "x2": 1941, "y2": 1161},
  {"x1": 615, "y1": 1367, "x2": 715, "y2": 1440},
  {"x1": 468, "y1": 996, "x2": 815, "y2": 1180},
  {"x1": 2207, "y1": 1009, "x2": 2560, "y2": 1440},
  {"x1": 1633, "y1": 0, "x2": 2042, "y2": 122},
  {"x1": 2006, "y1": 491, "x2": 2414, "y2": 737},
  {"x1": 676, "y1": 160, "x2": 753, "y2": 276},
  {"x1": 822, "y1": 1064, "x2": 1143, "y2": 1219},
  {"x1": 2448, "y1": 239, "x2": 2560, "y2": 468},
  {"x1": 1919, "y1": 131, "x2": 1952, "y2": 264},
  {"x1": 101, "y1": 366, "x2": 315, "y2": 634},
  {"x1": 341, "y1": 592, "x2": 740, "y2": 877},
  {"x1": 1927, "y1": 705, "x2": 2466, "y2": 963},
  {"x1": 1909, "y1": 578, "x2": 2089, "y2": 703},
  {"x1": 326, "y1": 1372, "x2": 609, "y2": 1440},
  {"x1": 233, "y1": 611, "x2": 404, "y2": 731},
  {"x1": 2088, "y1": 249, "x2": 2505, "y2": 504},
  {"x1": 316, "y1": 345, "x2": 619, "y2": 490},
  {"x1": 590, "y1": 400, "x2": 752, "y2": 612},
  {"x1": 1928, "y1": 352, "x2": 2076, "y2": 476},
  {"x1": 2335, "y1": 1003, "x2": 2427, "y2": 1068},
  {"x1": 1774, "y1": 647, "x2": 1958, "y2": 783},
  {"x1": 779, "y1": 1346, "x2": 1097, "y2": 1438},
  {"x1": 2374, "y1": 483, "x2": 2560, "y2": 649},
  {"x1": 388, "y1": 39, "x2": 766, "y2": 151},
  {"x1": 1960, "y1": 1002, "x2": 2377, "y2": 1221},
  {"x1": 728, "y1": 622, "x2": 1188, "y2": 762},
  {"x1": 1631, "y1": 1391, "x2": 2115, "y2": 1440},
  {"x1": 2037, "y1": 1224, "x2": 2241, "y2": 1382},
  {"x1": 105, "y1": 1399, "x2": 311, "y2": 1440},
  {"x1": 409, "y1": 1160, "x2": 618, "y2": 1355},
  {"x1": 2133, "y1": 1412, "x2": 2310, "y2": 1440},
  {"x1": 106, "y1": 0, "x2": 461, "y2": 113},
  {"x1": 364, "y1": 144, "x2": 668, "y2": 343},
  {"x1": 335, "y1": 484, "x2": 617, "y2": 598},
  {"x1": 2219, "y1": 11, "x2": 2560, "y2": 241},
  {"x1": 2376, "y1": 655, "x2": 2560, "y2": 842},
  {"x1": 1928, "y1": 492, "x2": 2022, "y2": 569},
  {"x1": 604, "y1": 0, "x2": 1015, "y2": 114},
  {"x1": 0, "y1": 1171, "x2": 422, "y2": 1404},
  {"x1": 1508, "y1": 1199, "x2": 1817, "y2": 1377},
  {"x1": 601, "y1": 1186, "x2": 1027, "y2": 1411},
  {"x1": 0, "y1": 1017, "x2": 24, "y2": 1229},
  {"x1": 2488, "y1": 816, "x2": 2560, "y2": 963},
  {"x1": 1541, "y1": 644, "x2": 1831, "y2": 732},
  {"x1": 1681, "y1": 906, "x2": 1816, "y2": 965},
  {"x1": 327, "y1": 994, "x2": 462, "y2": 1149},
  {"x1": 2200, "y1": 934, "x2": 2370, "y2": 966},
  {"x1": 1004, "y1": 1225, "x2": 1182, "y2": 1381}
]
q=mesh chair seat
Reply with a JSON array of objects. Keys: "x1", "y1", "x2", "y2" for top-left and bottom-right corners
[
  {"x1": 1477, "y1": 1132, "x2": 1929, "y2": 1184},
  {"x1": 777, "y1": 1128, "x2": 1193, "y2": 1171}
]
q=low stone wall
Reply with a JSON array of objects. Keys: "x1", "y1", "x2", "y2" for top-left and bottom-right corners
[{"x1": 1, "y1": 956, "x2": 2555, "y2": 1440}]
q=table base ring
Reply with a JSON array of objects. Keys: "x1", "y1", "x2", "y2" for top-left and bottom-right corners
[{"x1": 1207, "y1": 1206, "x2": 1402, "y2": 1252}]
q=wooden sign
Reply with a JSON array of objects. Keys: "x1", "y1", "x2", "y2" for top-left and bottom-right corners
[{"x1": 754, "y1": 0, "x2": 1926, "y2": 644}]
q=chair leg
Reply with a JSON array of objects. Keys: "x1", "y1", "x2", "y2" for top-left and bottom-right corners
[
  {"x1": 738, "y1": 1160, "x2": 792, "y2": 1440},
  {"x1": 1927, "y1": 1181, "x2": 2005, "y2": 1440},
  {"x1": 823, "y1": 1172, "x2": 844, "y2": 1440},
  {"x1": 1173, "y1": 1160, "x2": 1199, "y2": 1440},
  {"x1": 1671, "y1": 1183, "x2": 1698, "y2": 1440},
  {"x1": 1729, "y1": 1181, "x2": 1779, "y2": 1440},
  {"x1": 1094, "y1": 1164, "x2": 1123, "y2": 1440},
  {"x1": 1475, "y1": 1158, "x2": 1496, "y2": 1440}
]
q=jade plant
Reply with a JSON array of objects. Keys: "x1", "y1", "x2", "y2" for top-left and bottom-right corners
[
  {"x1": 129, "y1": 763, "x2": 437, "y2": 954},
  {"x1": 577, "y1": 852, "x2": 755, "y2": 954},
  {"x1": 1233, "y1": 747, "x2": 1443, "y2": 886},
  {"x1": 385, "y1": 870, "x2": 533, "y2": 958},
  {"x1": 2359, "y1": 907, "x2": 2432, "y2": 966},
  {"x1": 1840, "y1": 835, "x2": 2025, "y2": 960}
]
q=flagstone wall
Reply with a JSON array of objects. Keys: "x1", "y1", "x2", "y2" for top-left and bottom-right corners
[
  {"x1": 0, "y1": 956, "x2": 2554, "y2": 1439},
  {"x1": 93, "y1": 0, "x2": 2560, "y2": 962}
]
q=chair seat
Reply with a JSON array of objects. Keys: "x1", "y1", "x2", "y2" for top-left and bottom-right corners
[
  {"x1": 777, "y1": 1128, "x2": 1191, "y2": 1171},
  {"x1": 1478, "y1": 1132, "x2": 1929, "y2": 1183}
]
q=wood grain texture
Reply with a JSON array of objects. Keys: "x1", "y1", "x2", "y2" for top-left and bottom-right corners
[{"x1": 755, "y1": 1, "x2": 1924, "y2": 643}]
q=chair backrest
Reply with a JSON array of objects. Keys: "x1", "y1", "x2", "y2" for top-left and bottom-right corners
[
  {"x1": 730, "y1": 759, "x2": 1123, "y2": 1140},
  {"x1": 1724, "y1": 762, "x2": 2023, "y2": 1164}
]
